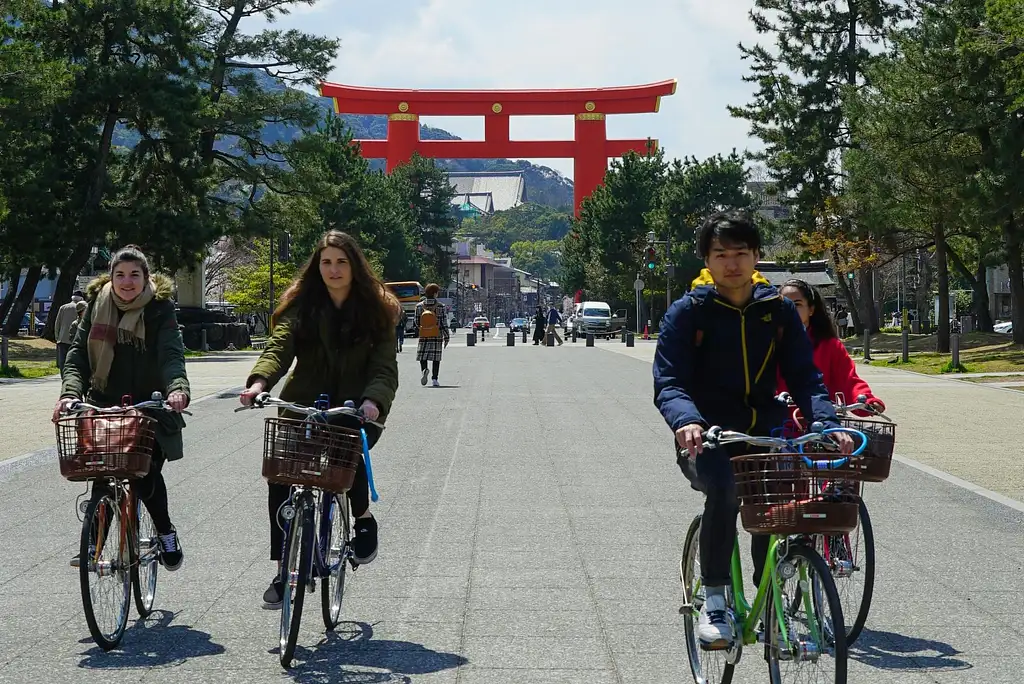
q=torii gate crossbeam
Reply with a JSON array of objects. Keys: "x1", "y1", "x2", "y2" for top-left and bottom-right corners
[{"x1": 318, "y1": 80, "x2": 677, "y2": 215}]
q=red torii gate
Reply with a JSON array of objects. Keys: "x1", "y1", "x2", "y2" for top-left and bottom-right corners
[{"x1": 317, "y1": 80, "x2": 677, "y2": 215}]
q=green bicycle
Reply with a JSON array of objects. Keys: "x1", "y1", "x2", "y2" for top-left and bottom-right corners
[{"x1": 679, "y1": 424, "x2": 868, "y2": 684}]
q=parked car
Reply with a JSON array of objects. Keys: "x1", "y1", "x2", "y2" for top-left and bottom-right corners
[
  {"x1": 994, "y1": 320, "x2": 1012, "y2": 334},
  {"x1": 472, "y1": 316, "x2": 490, "y2": 331}
]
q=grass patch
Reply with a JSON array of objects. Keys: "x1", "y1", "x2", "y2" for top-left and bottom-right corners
[{"x1": 0, "y1": 361, "x2": 59, "y2": 379}]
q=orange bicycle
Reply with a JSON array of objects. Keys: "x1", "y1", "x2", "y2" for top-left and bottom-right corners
[{"x1": 55, "y1": 392, "x2": 190, "y2": 651}]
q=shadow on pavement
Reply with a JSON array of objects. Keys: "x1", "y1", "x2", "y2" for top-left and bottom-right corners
[
  {"x1": 851, "y1": 628, "x2": 970, "y2": 672},
  {"x1": 283, "y1": 622, "x2": 468, "y2": 683},
  {"x1": 77, "y1": 610, "x2": 225, "y2": 668}
]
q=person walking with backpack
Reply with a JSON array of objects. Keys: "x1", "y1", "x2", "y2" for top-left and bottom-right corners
[{"x1": 415, "y1": 283, "x2": 450, "y2": 387}]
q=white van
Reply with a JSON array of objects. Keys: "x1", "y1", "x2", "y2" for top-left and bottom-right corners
[{"x1": 569, "y1": 301, "x2": 613, "y2": 338}]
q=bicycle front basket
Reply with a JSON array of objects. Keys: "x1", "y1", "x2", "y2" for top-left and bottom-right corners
[
  {"x1": 55, "y1": 410, "x2": 156, "y2": 481},
  {"x1": 731, "y1": 453, "x2": 860, "y2": 535},
  {"x1": 840, "y1": 417, "x2": 896, "y2": 482},
  {"x1": 262, "y1": 417, "x2": 363, "y2": 493}
]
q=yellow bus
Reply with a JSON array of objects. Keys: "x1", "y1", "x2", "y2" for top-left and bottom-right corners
[{"x1": 385, "y1": 281, "x2": 423, "y2": 335}]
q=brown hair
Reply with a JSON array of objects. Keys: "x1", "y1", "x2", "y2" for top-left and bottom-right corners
[
  {"x1": 110, "y1": 245, "x2": 150, "y2": 279},
  {"x1": 424, "y1": 283, "x2": 440, "y2": 298},
  {"x1": 273, "y1": 230, "x2": 399, "y2": 343}
]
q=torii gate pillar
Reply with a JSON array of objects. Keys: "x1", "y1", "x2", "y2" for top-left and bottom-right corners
[{"x1": 319, "y1": 80, "x2": 676, "y2": 215}]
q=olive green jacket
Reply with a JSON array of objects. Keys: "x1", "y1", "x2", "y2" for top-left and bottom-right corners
[
  {"x1": 247, "y1": 307, "x2": 399, "y2": 422},
  {"x1": 60, "y1": 273, "x2": 191, "y2": 460}
]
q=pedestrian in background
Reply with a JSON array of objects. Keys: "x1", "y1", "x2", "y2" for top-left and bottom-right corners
[
  {"x1": 415, "y1": 283, "x2": 450, "y2": 387},
  {"x1": 53, "y1": 289, "x2": 85, "y2": 370},
  {"x1": 395, "y1": 314, "x2": 406, "y2": 353}
]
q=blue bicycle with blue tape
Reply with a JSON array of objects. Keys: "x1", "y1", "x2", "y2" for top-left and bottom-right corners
[
  {"x1": 235, "y1": 392, "x2": 381, "y2": 668},
  {"x1": 679, "y1": 421, "x2": 869, "y2": 684}
]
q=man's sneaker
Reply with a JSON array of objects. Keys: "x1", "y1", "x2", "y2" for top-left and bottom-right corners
[
  {"x1": 431, "y1": 379, "x2": 440, "y2": 387},
  {"x1": 158, "y1": 527, "x2": 184, "y2": 571},
  {"x1": 263, "y1": 577, "x2": 284, "y2": 609},
  {"x1": 697, "y1": 592, "x2": 734, "y2": 650},
  {"x1": 420, "y1": 368, "x2": 429, "y2": 386},
  {"x1": 352, "y1": 516, "x2": 378, "y2": 565}
]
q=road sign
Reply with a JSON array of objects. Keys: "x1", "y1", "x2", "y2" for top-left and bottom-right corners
[{"x1": 634, "y1": 279, "x2": 645, "y2": 292}]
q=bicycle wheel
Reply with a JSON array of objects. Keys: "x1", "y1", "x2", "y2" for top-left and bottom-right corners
[
  {"x1": 80, "y1": 492, "x2": 131, "y2": 651},
  {"x1": 131, "y1": 495, "x2": 159, "y2": 618},
  {"x1": 817, "y1": 498, "x2": 874, "y2": 645},
  {"x1": 321, "y1": 493, "x2": 351, "y2": 630},
  {"x1": 680, "y1": 514, "x2": 735, "y2": 684},
  {"x1": 765, "y1": 544, "x2": 847, "y2": 684},
  {"x1": 279, "y1": 495, "x2": 314, "y2": 668}
]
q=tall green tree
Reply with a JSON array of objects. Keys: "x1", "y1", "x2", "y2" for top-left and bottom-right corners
[
  {"x1": 729, "y1": 0, "x2": 910, "y2": 333},
  {"x1": 391, "y1": 155, "x2": 457, "y2": 285}
]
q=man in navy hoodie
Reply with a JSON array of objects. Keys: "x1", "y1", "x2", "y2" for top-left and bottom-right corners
[{"x1": 653, "y1": 210, "x2": 851, "y2": 650}]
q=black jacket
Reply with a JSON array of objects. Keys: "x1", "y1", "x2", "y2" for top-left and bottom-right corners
[{"x1": 653, "y1": 269, "x2": 839, "y2": 435}]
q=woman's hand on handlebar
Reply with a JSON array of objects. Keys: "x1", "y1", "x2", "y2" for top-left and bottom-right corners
[
  {"x1": 359, "y1": 399, "x2": 380, "y2": 422},
  {"x1": 675, "y1": 423, "x2": 705, "y2": 459},
  {"x1": 167, "y1": 390, "x2": 190, "y2": 413},
  {"x1": 52, "y1": 398, "x2": 77, "y2": 423},
  {"x1": 240, "y1": 379, "x2": 266, "y2": 407}
]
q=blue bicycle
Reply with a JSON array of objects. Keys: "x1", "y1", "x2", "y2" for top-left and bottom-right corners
[{"x1": 236, "y1": 392, "x2": 381, "y2": 668}]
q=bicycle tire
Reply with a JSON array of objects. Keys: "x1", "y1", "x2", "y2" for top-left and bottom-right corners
[
  {"x1": 131, "y1": 496, "x2": 159, "y2": 617},
  {"x1": 321, "y1": 494, "x2": 350, "y2": 630},
  {"x1": 279, "y1": 496, "x2": 314, "y2": 668},
  {"x1": 820, "y1": 498, "x2": 874, "y2": 645},
  {"x1": 766, "y1": 544, "x2": 847, "y2": 684},
  {"x1": 680, "y1": 514, "x2": 735, "y2": 684},
  {"x1": 80, "y1": 494, "x2": 131, "y2": 651}
]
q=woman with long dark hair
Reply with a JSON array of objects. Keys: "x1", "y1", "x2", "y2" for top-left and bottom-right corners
[
  {"x1": 776, "y1": 278, "x2": 885, "y2": 419},
  {"x1": 240, "y1": 230, "x2": 400, "y2": 608},
  {"x1": 53, "y1": 245, "x2": 190, "y2": 571}
]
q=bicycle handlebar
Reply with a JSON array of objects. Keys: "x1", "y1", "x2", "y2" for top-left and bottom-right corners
[
  {"x1": 236, "y1": 391, "x2": 382, "y2": 502},
  {"x1": 700, "y1": 422, "x2": 868, "y2": 470},
  {"x1": 775, "y1": 391, "x2": 892, "y2": 422},
  {"x1": 234, "y1": 392, "x2": 384, "y2": 429},
  {"x1": 64, "y1": 391, "x2": 192, "y2": 416}
]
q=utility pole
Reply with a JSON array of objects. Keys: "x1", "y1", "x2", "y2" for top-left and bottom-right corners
[{"x1": 268, "y1": 232, "x2": 275, "y2": 333}]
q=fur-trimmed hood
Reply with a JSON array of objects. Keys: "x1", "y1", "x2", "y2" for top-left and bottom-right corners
[{"x1": 85, "y1": 273, "x2": 174, "y2": 302}]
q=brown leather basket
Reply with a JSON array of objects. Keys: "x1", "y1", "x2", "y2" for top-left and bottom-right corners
[
  {"x1": 839, "y1": 417, "x2": 896, "y2": 482},
  {"x1": 55, "y1": 410, "x2": 156, "y2": 481},
  {"x1": 731, "y1": 453, "x2": 860, "y2": 535},
  {"x1": 262, "y1": 417, "x2": 363, "y2": 493}
]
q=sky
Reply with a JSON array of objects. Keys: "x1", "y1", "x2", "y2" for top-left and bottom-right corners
[{"x1": 262, "y1": 0, "x2": 768, "y2": 180}]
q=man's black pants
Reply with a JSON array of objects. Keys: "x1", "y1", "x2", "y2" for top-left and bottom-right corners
[{"x1": 678, "y1": 443, "x2": 770, "y2": 588}]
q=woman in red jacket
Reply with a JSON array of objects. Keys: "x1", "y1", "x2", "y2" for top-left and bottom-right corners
[{"x1": 777, "y1": 279, "x2": 885, "y2": 425}]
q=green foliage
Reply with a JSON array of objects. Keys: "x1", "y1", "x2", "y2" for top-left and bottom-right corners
[
  {"x1": 508, "y1": 240, "x2": 562, "y2": 283},
  {"x1": 224, "y1": 239, "x2": 296, "y2": 331},
  {"x1": 461, "y1": 203, "x2": 572, "y2": 253}
]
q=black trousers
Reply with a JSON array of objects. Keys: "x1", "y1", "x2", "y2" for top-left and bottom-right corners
[
  {"x1": 678, "y1": 443, "x2": 770, "y2": 588},
  {"x1": 419, "y1": 359, "x2": 440, "y2": 379},
  {"x1": 93, "y1": 440, "x2": 173, "y2": 534},
  {"x1": 268, "y1": 417, "x2": 381, "y2": 561}
]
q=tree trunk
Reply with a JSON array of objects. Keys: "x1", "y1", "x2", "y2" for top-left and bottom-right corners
[
  {"x1": 0, "y1": 272, "x2": 19, "y2": 325},
  {"x1": 945, "y1": 240, "x2": 993, "y2": 331},
  {"x1": 39, "y1": 244, "x2": 94, "y2": 342},
  {"x1": 934, "y1": 222, "x2": 950, "y2": 353},
  {"x1": 1, "y1": 266, "x2": 43, "y2": 337},
  {"x1": 857, "y1": 268, "x2": 878, "y2": 334},
  {"x1": 1003, "y1": 213, "x2": 1024, "y2": 345}
]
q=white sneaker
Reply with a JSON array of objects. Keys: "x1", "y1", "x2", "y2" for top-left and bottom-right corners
[
  {"x1": 421, "y1": 368, "x2": 429, "y2": 386},
  {"x1": 432, "y1": 379, "x2": 440, "y2": 387},
  {"x1": 697, "y1": 592, "x2": 734, "y2": 650}
]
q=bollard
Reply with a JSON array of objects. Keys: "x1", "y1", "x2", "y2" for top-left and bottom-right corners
[
  {"x1": 952, "y1": 332, "x2": 960, "y2": 368},
  {"x1": 901, "y1": 327, "x2": 909, "y2": 363},
  {"x1": 571, "y1": 329, "x2": 577, "y2": 343},
  {"x1": 0, "y1": 335, "x2": 7, "y2": 369},
  {"x1": 546, "y1": 331, "x2": 555, "y2": 347},
  {"x1": 201, "y1": 328, "x2": 209, "y2": 352},
  {"x1": 621, "y1": 329, "x2": 627, "y2": 343},
  {"x1": 479, "y1": 328, "x2": 486, "y2": 341},
  {"x1": 522, "y1": 329, "x2": 527, "y2": 343},
  {"x1": 506, "y1": 331, "x2": 515, "y2": 346},
  {"x1": 586, "y1": 333, "x2": 595, "y2": 347},
  {"x1": 862, "y1": 330, "x2": 872, "y2": 362},
  {"x1": 466, "y1": 331, "x2": 475, "y2": 347},
  {"x1": 626, "y1": 332, "x2": 634, "y2": 348}
]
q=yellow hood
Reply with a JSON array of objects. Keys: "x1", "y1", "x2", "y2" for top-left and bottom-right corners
[{"x1": 690, "y1": 268, "x2": 770, "y2": 289}]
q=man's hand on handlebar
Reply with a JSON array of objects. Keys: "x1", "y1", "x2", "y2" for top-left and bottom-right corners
[
  {"x1": 832, "y1": 430, "x2": 855, "y2": 455},
  {"x1": 675, "y1": 423, "x2": 705, "y2": 459},
  {"x1": 240, "y1": 380, "x2": 267, "y2": 407}
]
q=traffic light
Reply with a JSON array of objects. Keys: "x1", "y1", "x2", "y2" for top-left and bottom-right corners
[
  {"x1": 645, "y1": 246, "x2": 657, "y2": 270},
  {"x1": 277, "y1": 231, "x2": 292, "y2": 262}
]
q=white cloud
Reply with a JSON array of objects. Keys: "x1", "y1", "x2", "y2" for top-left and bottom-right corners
[{"x1": 258, "y1": 0, "x2": 767, "y2": 179}]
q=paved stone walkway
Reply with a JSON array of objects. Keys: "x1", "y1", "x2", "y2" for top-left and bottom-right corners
[{"x1": 0, "y1": 339, "x2": 1021, "y2": 682}]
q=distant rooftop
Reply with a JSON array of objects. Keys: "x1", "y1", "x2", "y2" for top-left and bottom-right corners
[
  {"x1": 757, "y1": 260, "x2": 835, "y2": 288},
  {"x1": 448, "y1": 171, "x2": 527, "y2": 214}
]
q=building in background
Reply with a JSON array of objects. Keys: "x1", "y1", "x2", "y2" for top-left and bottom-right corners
[{"x1": 448, "y1": 171, "x2": 527, "y2": 219}]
